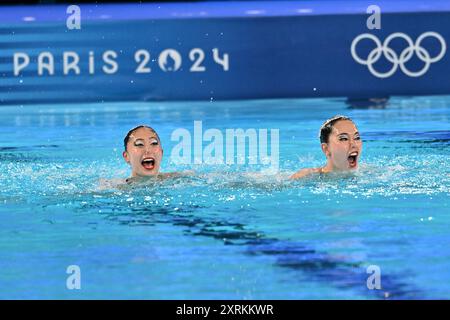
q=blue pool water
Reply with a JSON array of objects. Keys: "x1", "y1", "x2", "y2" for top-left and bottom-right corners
[{"x1": 0, "y1": 96, "x2": 449, "y2": 299}]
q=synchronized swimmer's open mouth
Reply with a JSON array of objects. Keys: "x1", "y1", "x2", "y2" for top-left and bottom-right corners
[
  {"x1": 347, "y1": 151, "x2": 358, "y2": 168},
  {"x1": 141, "y1": 157, "x2": 156, "y2": 170}
]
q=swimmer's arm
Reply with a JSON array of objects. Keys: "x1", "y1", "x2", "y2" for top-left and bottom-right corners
[
  {"x1": 289, "y1": 168, "x2": 319, "y2": 180},
  {"x1": 120, "y1": 171, "x2": 196, "y2": 185}
]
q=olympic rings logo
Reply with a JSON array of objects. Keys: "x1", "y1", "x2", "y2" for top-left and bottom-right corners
[{"x1": 351, "y1": 32, "x2": 446, "y2": 78}]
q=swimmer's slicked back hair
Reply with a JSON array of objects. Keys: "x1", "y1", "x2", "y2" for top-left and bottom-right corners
[
  {"x1": 124, "y1": 125, "x2": 160, "y2": 151},
  {"x1": 319, "y1": 115, "x2": 354, "y2": 143}
]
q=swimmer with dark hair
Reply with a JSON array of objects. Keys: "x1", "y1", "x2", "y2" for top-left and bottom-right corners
[
  {"x1": 99, "y1": 125, "x2": 188, "y2": 189},
  {"x1": 122, "y1": 125, "x2": 163, "y2": 179},
  {"x1": 290, "y1": 115, "x2": 362, "y2": 180},
  {"x1": 122, "y1": 125, "x2": 192, "y2": 184}
]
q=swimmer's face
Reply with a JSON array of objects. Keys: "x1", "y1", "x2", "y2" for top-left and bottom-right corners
[
  {"x1": 122, "y1": 127, "x2": 163, "y2": 177},
  {"x1": 322, "y1": 120, "x2": 362, "y2": 171}
]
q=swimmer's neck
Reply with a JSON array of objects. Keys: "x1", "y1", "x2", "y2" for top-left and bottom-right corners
[{"x1": 320, "y1": 163, "x2": 334, "y2": 174}]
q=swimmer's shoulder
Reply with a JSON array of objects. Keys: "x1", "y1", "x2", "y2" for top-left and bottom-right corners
[
  {"x1": 290, "y1": 168, "x2": 322, "y2": 180},
  {"x1": 98, "y1": 178, "x2": 127, "y2": 190},
  {"x1": 159, "y1": 170, "x2": 195, "y2": 179}
]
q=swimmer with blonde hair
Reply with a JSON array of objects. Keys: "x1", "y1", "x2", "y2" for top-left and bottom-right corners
[{"x1": 290, "y1": 115, "x2": 362, "y2": 180}]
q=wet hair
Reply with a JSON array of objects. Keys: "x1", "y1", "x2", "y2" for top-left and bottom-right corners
[
  {"x1": 123, "y1": 125, "x2": 160, "y2": 151},
  {"x1": 319, "y1": 115, "x2": 354, "y2": 143}
]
